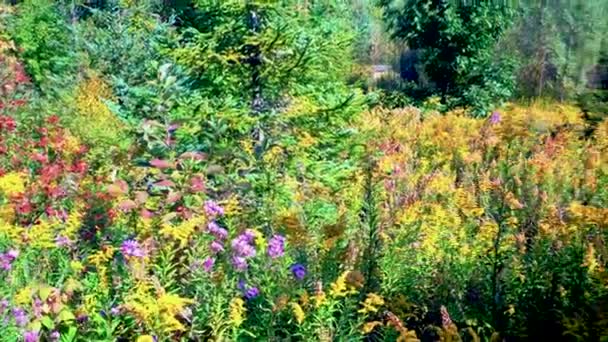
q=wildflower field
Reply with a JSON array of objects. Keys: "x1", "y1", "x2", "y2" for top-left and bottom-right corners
[{"x1": 1, "y1": 1, "x2": 608, "y2": 341}]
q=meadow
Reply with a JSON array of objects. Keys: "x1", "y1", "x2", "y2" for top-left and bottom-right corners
[{"x1": 1, "y1": 1, "x2": 608, "y2": 341}]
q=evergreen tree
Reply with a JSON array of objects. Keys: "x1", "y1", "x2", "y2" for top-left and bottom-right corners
[{"x1": 379, "y1": 0, "x2": 516, "y2": 116}]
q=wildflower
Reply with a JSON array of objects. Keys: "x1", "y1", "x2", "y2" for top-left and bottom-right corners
[
  {"x1": 136, "y1": 336, "x2": 156, "y2": 342},
  {"x1": 489, "y1": 111, "x2": 501, "y2": 124},
  {"x1": 204, "y1": 200, "x2": 224, "y2": 218},
  {"x1": 0, "y1": 249, "x2": 18, "y2": 270},
  {"x1": 0, "y1": 172, "x2": 25, "y2": 196},
  {"x1": 267, "y1": 234, "x2": 286, "y2": 259},
  {"x1": 232, "y1": 235, "x2": 256, "y2": 257},
  {"x1": 23, "y1": 331, "x2": 39, "y2": 342},
  {"x1": 229, "y1": 297, "x2": 246, "y2": 327},
  {"x1": 232, "y1": 256, "x2": 248, "y2": 271},
  {"x1": 244, "y1": 287, "x2": 260, "y2": 300},
  {"x1": 358, "y1": 293, "x2": 385, "y2": 314},
  {"x1": 110, "y1": 307, "x2": 121, "y2": 316},
  {"x1": 202, "y1": 257, "x2": 215, "y2": 272},
  {"x1": 313, "y1": 289, "x2": 326, "y2": 308},
  {"x1": 291, "y1": 302, "x2": 305, "y2": 324},
  {"x1": 290, "y1": 263, "x2": 307, "y2": 281},
  {"x1": 120, "y1": 240, "x2": 146, "y2": 258},
  {"x1": 330, "y1": 271, "x2": 357, "y2": 297},
  {"x1": 362, "y1": 321, "x2": 383, "y2": 334},
  {"x1": 12, "y1": 307, "x2": 28, "y2": 326},
  {"x1": 207, "y1": 221, "x2": 228, "y2": 240},
  {"x1": 209, "y1": 240, "x2": 224, "y2": 254}
]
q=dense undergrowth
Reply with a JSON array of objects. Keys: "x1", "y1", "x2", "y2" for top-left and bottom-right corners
[{"x1": 1, "y1": 1, "x2": 608, "y2": 341}]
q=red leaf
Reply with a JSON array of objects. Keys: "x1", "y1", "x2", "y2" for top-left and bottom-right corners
[
  {"x1": 166, "y1": 191, "x2": 182, "y2": 204},
  {"x1": 154, "y1": 180, "x2": 175, "y2": 188},
  {"x1": 118, "y1": 200, "x2": 137, "y2": 211},
  {"x1": 149, "y1": 159, "x2": 174, "y2": 169}
]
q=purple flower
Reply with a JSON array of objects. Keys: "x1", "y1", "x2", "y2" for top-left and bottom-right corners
[
  {"x1": 290, "y1": 263, "x2": 307, "y2": 281},
  {"x1": 207, "y1": 222, "x2": 228, "y2": 240},
  {"x1": 242, "y1": 229, "x2": 256, "y2": 243},
  {"x1": 110, "y1": 307, "x2": 121, "y2": 316},
  {"x1": 267, "y1": 234, "x2": 285, "y2": 259},
  {"x1": 0, "y1": 249, "x2": 19, "y2": 270},
  {"x1": 203, "y1": 257, "x2": 215, "y2": 272},
  {"x1": 231, "y1": 237, "x2": 256, "y2": 258},
  {"x1": 204, "y1": 200, "x2": 224, "y2": 218},
  {"x1": 55, "y1": 235, "x2": 72, "y2": 247},
  {"x1": 209, "y1": 240, "x2": 224, "y2": 254},
  {"x1": 120, "y1": 240, "x2": 146, "y2": 258},
  {"x1": 6, "y1": 249, "x2": 18, "y2": 260},
  {"x1": 231, "y1": 256, "x2": 248, "y2": 271},
  {"x1": 244, "y1": 287, "x2": 260, "y2": 300},
  {"x1": 49, "y1": 331, "x2": 60, "y2": 342},
  {"x1": 23, "y1": 331, "x2": 39, "y2": 342},
  {"x1": 12, "y1": 307, "x2": 27, "y2": 326},
  {"x1": 489, "y1": 111, "x2": 501, "y2": 124}
]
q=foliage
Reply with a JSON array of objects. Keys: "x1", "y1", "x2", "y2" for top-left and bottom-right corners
[
  {"x1": 7, "y1": 0, "x2": 77, "y2": 90},
  {"x1": 379, "y1": 0, "x2": 517, "y2": 116},
  {"x1": 1, "y1": 1, "x2": 608, "y2": 341}
]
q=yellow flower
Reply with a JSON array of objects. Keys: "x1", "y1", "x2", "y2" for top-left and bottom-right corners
[
  {"x1": 70, "y1": 261, "x2": 84, "y2": 273},
  {"x1": 330, "y1": 271, "x2": 357, "y2": 298},
  {"x1": 229, "y1": 297, "x2": 246, "y2": 327},
  {"x1": 159, "y1": 216, "x2": 205, "y2": 248},
  {"x1": 298, "y1": 131, "x2": 317, "y2": 148},
  {"x1": 136, "y1": 336, "x2": 155, "y2": 342},
  {"x1": 27, "y1": 219, "x2": 56, "y2": 249},
  {"x1": 15, "y1": 287, "x2": 33, "y2": 305},
  {"x1": 362, "y1": 321, "x2": 383, "y2": 334},
  {"x1": 291, "y1": 302, "x2": 305, "y2": 324},
  {"x1": 0, "y1": 172, "x2": 25, "y2": 196},
  {"x1": 358, "y1": 293, "x2": 385, "y2": 314},
  {"x1": 0, "y1": 204, "x2": 15, "y2": 223}
]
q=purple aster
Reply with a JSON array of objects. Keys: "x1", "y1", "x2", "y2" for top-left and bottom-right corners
[
  {"x1": 242, "y1": 229, "x2": 256, "y2": 243},
  {"x1": 23, "y1": 331, "x2": 39, "y2": 342},
  {"x1": 202, "y1": 257, "x2": 215, "y2": 272},
  {"x1": 207, "y1": 221, "x2": 228, "y2": 240},
  {"x1": 267, "y1": 234, "x2": 285, "y2": 259},
  {"x1": 12, "y1": 307, "x2": 27, "y2": 326},
  {"x1": 489, "y1": 111, "x2": 501, "y2": 124},
  {"x1": 120, "y1": 240, "x2": 146, "y2": 258},
  {"x1": 290, "y1": 263, "x2": 307, "y2": 281},
  {"x1": 244, "y1": 287, "x2": 260, "y2": 300},
  {"x1": 231, "y1": 237, "x2": 256, "y2": 258},
  {"x1": 109, "y1": 307, "x2": 121, "y2": 316},
  {"x1": 204, "y1": 200, "x2": 224, "y2": 218},
  {"x1": 231, "y1": 256, "x2": 248, "y2": 272},
  {"x1": 209, "y1": 240, "x2": 224, "y2": 254}
]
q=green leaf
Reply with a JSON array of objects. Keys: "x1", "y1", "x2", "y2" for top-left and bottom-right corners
[
  {"x1": 41, "y1": 315, "x2": 55, "y2": 330},
  {"x1": 57, "y1": 309, "x2": 76, "y2": 323}
]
